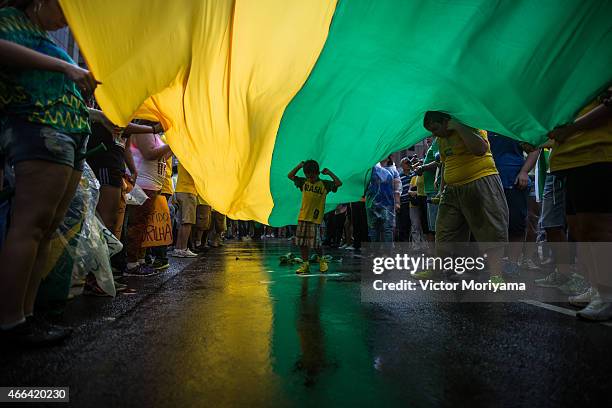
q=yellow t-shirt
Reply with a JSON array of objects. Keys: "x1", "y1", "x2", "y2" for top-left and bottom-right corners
[
  {"x1": 549, "y1": 100, "x2": 612, "y2": 172},
  {"x1": 438, "y1": 129, "x2": 498, "y2": 186},
  {"x1": 175, "y1": 163, "x2": 197, "y2": 195},
  {"x1": 294, "y1": 177, "x2": 337, "y2": 224},
  {"x1": 416, "y1": 175, "x2": 425, "y2": 196},
  {"x1": 160, "y1": 156, "x2": 174, "y2": 195}
]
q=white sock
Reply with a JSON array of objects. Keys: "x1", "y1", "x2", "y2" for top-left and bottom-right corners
[{"x1": 0, "y1": 317, "x2": 26, "y2": 330}]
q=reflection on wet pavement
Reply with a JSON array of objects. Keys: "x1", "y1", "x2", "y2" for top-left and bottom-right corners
[{"x1": 2, "y1": 241, "x2": 611, "y2": 407}]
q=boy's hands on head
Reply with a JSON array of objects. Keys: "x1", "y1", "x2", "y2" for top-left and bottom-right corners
[
  {"x1": 321, "y1": 168, "x2": 330, "y2": 176},
  {"x1": 288, "y1": 161, "x2": 306, "y2": 180}
]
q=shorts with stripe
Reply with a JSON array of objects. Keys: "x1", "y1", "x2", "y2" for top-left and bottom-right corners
[
  {"x1": 295, "y1": 220, "x2": 321, "y2": 249},
  {"x1": 92, "y1": 166, "x2": 124, "y2": 188}
]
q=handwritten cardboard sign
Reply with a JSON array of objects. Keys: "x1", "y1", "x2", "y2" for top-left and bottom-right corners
[{"x1": 141, "y1": 195, "x2": 173, "y2": 248}]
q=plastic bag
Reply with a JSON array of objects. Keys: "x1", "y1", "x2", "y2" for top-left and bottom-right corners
[
  {"x1": 126, "y1": 184, "x2": 148, "y2": 206},
  {"x1": 40, "y1": 163, "x2": 121, "y2": 306},
  {"x1": 37, "y1": 164, "x2": 99, "y2": 312},
  {"x1": 70, "y1": 165, "x2": 117, "y2": 296},
  {"x1": 74, "y1": 215, "x2": 117, "y2": 297}
]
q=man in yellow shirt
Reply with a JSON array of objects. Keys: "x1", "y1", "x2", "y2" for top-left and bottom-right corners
[
  {"x1": 288, "y1": 160, "x2": 342, "y2": 274},
  {"x1": 170, "y1": 163, "x2": 198, "y2": 258},
  {"x1": 423, "y1": 111, "x2": 509, "y2": 282},
  {"x1": 547, "y1": 88, "x2": 612, "y2": 321}
]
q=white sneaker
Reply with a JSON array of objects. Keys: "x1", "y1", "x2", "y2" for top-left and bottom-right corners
[
  {"x1": 170, "y1": 249, "x2": 197, "y2": 258},
  {"x1": 577, "y1": 292, "x2": 612, "y2": 321},
  {"x1": 345, "y1": 245, "x2": 355, "y2": 250},
  {"x1": 569, "y1": 287, "x2": 597, "y2": 307},
  {"x1": 339, "y1": 244, "x2": 347, "y2": 249},
  {"x1": 184, "y1": 249, "x2": 198, "y2": 257}
]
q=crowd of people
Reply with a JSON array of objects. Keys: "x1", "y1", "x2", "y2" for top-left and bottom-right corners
[
  {"x1": 290, "y1": 99, "x2": 612, "y2": 323},
  {"x1": 0, "y1": 0, "x2": 611, "y2": 349}
]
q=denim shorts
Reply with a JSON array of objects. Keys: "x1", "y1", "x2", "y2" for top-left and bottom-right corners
[
  {"x1": 540, "y1": 173, "x2": 565, "y2": 229},
  {"x1": 426, "y1": 193, "x2": 439, "y2": 232},
  {"x1": 0, "y1": 118, "x2": 89, "y2": 171}
]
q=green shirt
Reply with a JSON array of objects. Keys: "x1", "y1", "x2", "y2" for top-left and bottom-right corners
[
  {"x1": 0, "y1": 7, "x2": 90, "y2": 134},
  {"x1": 422, "y1": 138, "x2": 439, "y2": 194}
]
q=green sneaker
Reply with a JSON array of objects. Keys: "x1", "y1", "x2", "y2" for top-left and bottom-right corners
[
  {"x1": 490, "y1": 275, "x2": 505, "y2": 284},
  {"x1": 534, "y1": 271, "x2": 569, "y2": 288},
  {"x1": 152, "y1": 258, "x2": 170, "y2": 270},
  {"x1": 279, "y1": 253, "x2": 295, "y2": 264},
  {"x1": 412, "y1": 270, "x2": 434, "y2": 280},
  {"x1": 557, "y1": 274, "x2": 589, "y2": 295}
]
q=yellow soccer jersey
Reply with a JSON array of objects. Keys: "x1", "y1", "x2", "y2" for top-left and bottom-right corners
[
  {"x1": 439, "y1": 129, "x2": 498, "y2": 186},
  {"x1": 294, "y1": 177, "x2": 338, "y2": 224},
  {"x1": 550, "y1": 99, "x2": 612, "y2": 172},
  {"x1": 175, "y1": 163, "x2": 197, "y2": 195}
]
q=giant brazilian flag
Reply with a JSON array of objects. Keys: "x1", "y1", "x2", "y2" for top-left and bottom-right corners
[{"x1": 59, "y1": 0, "x2": 612, "y2": 226}]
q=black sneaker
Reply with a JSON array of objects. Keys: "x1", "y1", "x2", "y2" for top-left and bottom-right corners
[
  {"x1": 124, "y1": 264, "x2": 156, "y2": 277},
  {"x1": 28, "y1": 315, "x2": 73, "y2": 338},
  {"x1": 191, "y1": 245, "x2": 207, "y2": 254},
  {"x1": 0, "y1": 318, "x2": 71, "y2": 347},
  {"x1": 145, "y1": 254, "x2": 155, "y2": 265}
]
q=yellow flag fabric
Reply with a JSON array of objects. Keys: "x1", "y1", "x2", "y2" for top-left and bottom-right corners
[{"x1": 59, "y1": 0, "x2": 337, "y2": 223}]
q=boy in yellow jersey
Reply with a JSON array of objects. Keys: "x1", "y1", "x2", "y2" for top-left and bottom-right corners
[
  {"x1": 288, "y1": 160, "x2": 342, "y2": 274},
  {"x1": 423, "y1": 111, "x2": 508, "y2": 282},
  {"x1": 547, "y1": 88, "x2": 612, "y2": 321}
]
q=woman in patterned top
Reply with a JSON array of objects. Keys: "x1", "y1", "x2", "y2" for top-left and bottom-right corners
[{"x1": 0, "y1": 0, "x2": 99, "y2": 345}]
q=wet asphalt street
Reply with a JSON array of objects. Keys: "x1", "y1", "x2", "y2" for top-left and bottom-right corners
[{"x1": 1, "y1": 240, "x2": 611, "y2": 408}]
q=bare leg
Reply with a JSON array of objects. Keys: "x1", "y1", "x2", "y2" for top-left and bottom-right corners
[
  {"x1": 546, "y1": 226, "x2": 571, "y2": 277},
  {"x1": 175, "y1": 223, "x2": 193, "y2": 250},
  {"x1": 0, "y1": 161, "x2": 73, "y2": 326},
  {"x1": 96, "y1": 185, "x2": 121, "y2": 230},
  {"x1": 300, "y1": 246, "x2": 309, "y2": 262},
  {"x1": 25, "y1": 170, "x2": 81, "y2": 315},
  {"x1": 507, "y1": 232, "x2": 526, "y2": 263}
]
